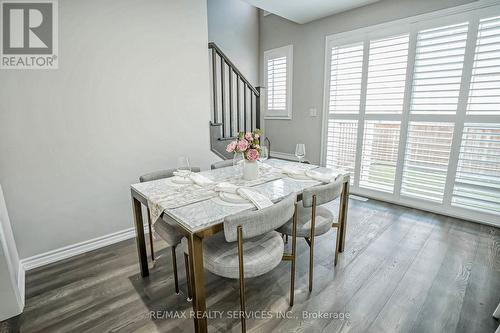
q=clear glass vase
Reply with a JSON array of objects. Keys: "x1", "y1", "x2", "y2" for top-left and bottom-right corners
[{"x1": 233, "y1": 152, "x2": 244, "y2": 177}]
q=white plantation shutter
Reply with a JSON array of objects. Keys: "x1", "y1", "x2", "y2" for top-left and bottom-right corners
[
  {"x1": 326, "y1": 119, "x2": 358, "y2": 184},
  {"x1": 467, "y1": 16, "x2": 500, "y2": 115},
  {"x1": 411, "y1": 23, "x2": 468, "y2": 115},
  {"x1": 366, "y1": 34, "x2": 409, "y2": 114},
  {"x1": 323, "y1": 5, "x2": 500, "y2": 225},
  {"x1": 452, "y1": 124, "x2": 500, "y2": 214},
  {"x1": 402, "y1": 122, "x2": 454, "y2": 202},
  {"x1": 358, "y1": 35, "x2": 408, "y2": 193},
  {"x1": 267, "y1": 56, "x2": 287, "y2": 111},
  {"x1": 329, "y1": 43, "x2": 364, "y2": 114},
  {"x1": 264, "y1": 45, "x2": 293, "y2": 119},
  {"x1": 360, "y1": 121, "x2": 401, "y2": 192}
]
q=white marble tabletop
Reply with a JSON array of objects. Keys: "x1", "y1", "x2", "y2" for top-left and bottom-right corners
[{"x1": 131, "y1": 159, "x2": 349, "y2": 233}]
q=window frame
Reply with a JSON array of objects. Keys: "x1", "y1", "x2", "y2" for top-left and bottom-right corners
[
  {"x1": 263, "y1": 44, "x2": 293, "y2": 120},
  {"x1": 320, "y1": 2, "x2": 500, "y2": 227}
]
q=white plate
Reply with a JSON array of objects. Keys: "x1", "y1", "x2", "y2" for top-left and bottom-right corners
[
  {"x1": 219, "y1": 191, "x2": 249, "y2": 204},
  {"x1": 171, "y1": 176, "x2": 193, "y2": 184}
]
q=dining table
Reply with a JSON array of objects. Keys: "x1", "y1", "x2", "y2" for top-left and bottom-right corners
[{"x1": 130, "y1": 158, "x2": 350, "y2": 333}]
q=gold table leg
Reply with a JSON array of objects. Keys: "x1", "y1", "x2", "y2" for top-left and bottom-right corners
[
  {"x1": 338, "y1": 180, "x2": 349, "y2": 253},
  {"x1": 188, "y1": 234, "x2": 208, "y2": 333},
  {"x1": 132, "y1": 196, "x2": 149, "y2": 277}
]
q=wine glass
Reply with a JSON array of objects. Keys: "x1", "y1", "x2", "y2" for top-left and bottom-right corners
[
  {"x1": 295, "y1": 144, "x2": 306, "y2": 163},
  {"x1": 259, "y1": 147, "x2": 269, "y2": 163},
  {"x1": 176, "y1": 156, "x2": 191, "y2": 177}
]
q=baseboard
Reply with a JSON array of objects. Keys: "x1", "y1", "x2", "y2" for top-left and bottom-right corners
[{"x1": 20, "y1": 225, "x2": 149, "y2": 272}]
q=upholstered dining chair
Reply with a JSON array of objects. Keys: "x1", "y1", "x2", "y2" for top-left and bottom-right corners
[
  {"x1": 139, "y1": 167, "x2": 200, "y2": 295},
  {"x1": 211, "y1": 159, "x2": 233, "y2": 169},
  {"x1": 277, "y1": 177, "x2": 343, "y2": 292},
  {"x1": 182, "y1": 194, "x2": 298, "y2": 332}
]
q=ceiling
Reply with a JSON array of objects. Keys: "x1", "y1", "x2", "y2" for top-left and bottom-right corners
[{"x1": 243, "y1": 0, "x2": 380, "y2": 24}]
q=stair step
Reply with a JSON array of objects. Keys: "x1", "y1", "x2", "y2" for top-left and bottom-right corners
[{"x1": 218, "y1": 136, "x2": 237, "y2": 141}]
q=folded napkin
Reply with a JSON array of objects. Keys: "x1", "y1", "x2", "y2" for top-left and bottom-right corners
[
  {"x1": 173, "y1": 171, "x2": 214, "y2": 187},
  {"x1": 304, "y1": 169, "x2": 341, "y2": 183},
  {"x1": 281, "y1": 166, "x2": 341, "y2": 183},
  {"x1": 215, "y1": 182, "x2": 238, "y2": 194},
  {"x1": 189, "y1": 173, "x2": 214, "y2": 187},
  {"x1": 215, "y1": 182, "x2": 273, "y2": 209}
]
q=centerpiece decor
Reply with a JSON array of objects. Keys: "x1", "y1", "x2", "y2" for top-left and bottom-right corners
[{"x1": 226, "y1": 129, "x2": 262, "y2": 180}]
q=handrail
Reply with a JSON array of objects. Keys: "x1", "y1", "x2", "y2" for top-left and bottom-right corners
[{"x1": 208, "y1": 42, "x2": 260, "y2": 96}]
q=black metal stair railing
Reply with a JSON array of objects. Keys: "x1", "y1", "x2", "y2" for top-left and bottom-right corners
[{"x1": 208, "y1": 42, "x2": 262, "y2": 158}]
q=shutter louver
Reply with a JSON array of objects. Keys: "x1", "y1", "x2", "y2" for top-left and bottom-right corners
[
  {"x1": 467, "y1": 16, "x2": 500, "y2": 115},
  {"x1": 411, "y1": 22, "x2": 468, "y2": 115},
  {"x1": 267, "y1": 56, "x2": 287, "y2": 111},
  {"x1": 402, "y1": 122, "x2": 454, "y2": 202},
  {"x1": 452, "y1": 123, "x2": 500, "y2": 214},
  {"x1": 329, "y1": 43, "x2": 364, "y2": 114},
  {"x1": 326, "y1": 119, "x2": 358, "y2": 184},
  {"x1": 360, "y1": 121, "x2": 401, "y2": 192},
  {"x1": 366, "y1": 34, "x2": 409, "y2": 114}
]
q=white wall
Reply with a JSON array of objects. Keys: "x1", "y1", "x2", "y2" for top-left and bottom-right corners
[
  {"x1": 0, "y1": 185, "x2": 23, "y2": 320},
  {"x1": 260, "y1": 0, "x2": 479, "y2": 163},
  {"x1": 207, "y1": 0, "x2": 260, "y2": 86},
  {"x1": 0, "y1": 0, "x2": 214, "y2": 259}
]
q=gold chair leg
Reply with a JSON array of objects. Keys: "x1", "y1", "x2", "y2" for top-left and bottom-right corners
[
  {"x1": 184, "y1": 253, "x2": 192, "y2": 301},
  {"x1": 285, "y1": 234, "x2": 288, "y2": 244},
  {"x1": 147, "y1": 210, "x2": 155, "y2": 261},
  {"x1": 237, "y1": 226, "x2": 246, "y2": 333},
  {"x1": 334, "y1": 224, "x2": 341, "y2": 266},
  {"x1": 308, "y1": 195, "x2": 317, "y2": 292},
  {"x1": 171, "y1": 246, "x2": 179, "y2": 294},
  {"x1": 290, "y1": 203, "x2": 298, "y2": 306}
]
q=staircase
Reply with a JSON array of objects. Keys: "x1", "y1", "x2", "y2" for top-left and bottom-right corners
[{"x1": 208, "y1": 42, "x2": 269, "y2": 159}]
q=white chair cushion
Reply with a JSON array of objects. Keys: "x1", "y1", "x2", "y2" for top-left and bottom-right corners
[
  {"x1": 181, "y1": 231, "x2": 284, "y2": 279},
  {"x1": 277, "y1": 205, "x2": 335, "y2": 238},
  {"x1": 154, "y1": 216, "x2": 183, "y2": 247}
]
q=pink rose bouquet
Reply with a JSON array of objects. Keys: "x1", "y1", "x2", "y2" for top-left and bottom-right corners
[
  {"x1": 226, "y1": 129, "x2": 263, "y2": 161},
  {"x1": 246, "y1": 149, "x2": 259, "y2": 161}
]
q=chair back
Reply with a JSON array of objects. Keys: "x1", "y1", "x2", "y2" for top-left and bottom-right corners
[
  {"x1": 302, "y1": 177, "x2": 343, "y2": 207},
  {"x1": 211, "y1": 160, "x2": 233, "y2": 170},
  {"x1": 223, "y1": 194, "x2": 296, "y2": 242},
  {"x1": 139, "y1": 167, "x2": 201, "y2": 182}
]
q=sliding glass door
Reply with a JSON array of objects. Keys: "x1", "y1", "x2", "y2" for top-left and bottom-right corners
[{"x1": 322, "y1": 5, "x2": 500, "y2": 226}]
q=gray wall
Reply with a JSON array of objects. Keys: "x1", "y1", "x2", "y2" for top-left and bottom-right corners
[
  {"x1": 260, "y1": 0, "x2": 479, "y2": 163},
  {"x1": 0, "y1": 0, "x2": 214, "y2": 258},
  {"x1": 207, "y1": 0, "x2": 260, "y2": 86}
]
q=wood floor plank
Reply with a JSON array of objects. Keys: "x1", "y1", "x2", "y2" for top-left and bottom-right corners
[
  {"x1": 322, "y1": 211, "x2": 438, "y2": 333},
  {"x1": 456, "y1": 224, "x2": 500, "y2": 333},
  {"x1": 409, "y1": 218, "x2": 480, "y2": 333},
  {"x1": 367, "y1": 216, "x2": 453, "y2": 333}
]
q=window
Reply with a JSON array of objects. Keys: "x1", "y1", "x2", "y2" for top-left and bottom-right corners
[
  {"x1": 326, "y1": 119, "x2": 358, "y2": 184},
  {"x1": 329, "y1": 42, "x2": 364, "y2": 115},
  {"x1": 322, "y1": 4, "x2": 500, "y2": 226},
  {"x1": 360, "y1": 121, "x2": 401, "y2": 192},
  {"x1": 401, "y1": 122, "x2": 454, "y2": 202},
  {"x1": 263, "y1": 45, "x2": 293, "y2": 119}
]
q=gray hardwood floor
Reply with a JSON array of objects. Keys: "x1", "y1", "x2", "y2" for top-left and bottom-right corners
[{"x1": 2, "y1": 198, "x2": 499, "y2": 333}]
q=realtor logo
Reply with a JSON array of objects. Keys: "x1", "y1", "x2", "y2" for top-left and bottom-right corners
[{"x1": 1, "y1": 0, "x2": 58, "y2": 69}]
